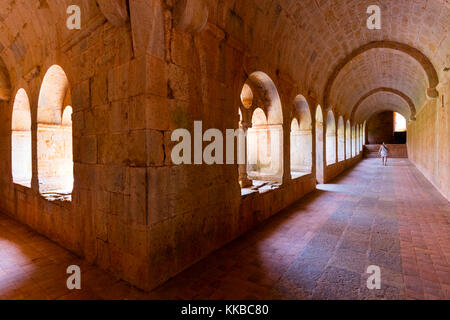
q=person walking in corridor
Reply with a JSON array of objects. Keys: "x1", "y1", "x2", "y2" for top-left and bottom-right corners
[{"x1": 378, "y1": 142, "x2": 389, "y2": 166}]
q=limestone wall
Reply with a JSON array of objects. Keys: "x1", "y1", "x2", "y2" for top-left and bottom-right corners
[
  {"x1": 367, "y1": 111, "x2": 395, "y2": 144},
  {"x1": 0, "y1": 0, "x2": 373, "y2": 292},
  {"x1": 408, "y1": 82, "x2": 449, "y2": 201}
]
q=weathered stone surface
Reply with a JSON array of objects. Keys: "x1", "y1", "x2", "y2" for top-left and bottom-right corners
[{"x1": 0, "y1": 0, "x2": 447, "y2": 296}]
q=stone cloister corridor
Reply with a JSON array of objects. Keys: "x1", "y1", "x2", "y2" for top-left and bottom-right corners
[
  {"x1": 0, "y1": 0, "x2": 448, "y2": 302},
  {"x1": 0, "y1": 159, "x2": 448, "y2": 299}
]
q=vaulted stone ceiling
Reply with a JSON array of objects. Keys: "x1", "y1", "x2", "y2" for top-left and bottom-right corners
[
  {"x1": 0, "y1": 0, "x2": 449, "y2": 122},
  {"x1": 354, "y1": 92, "x2": 411, "y2": 123},
  {"x1": 0, "y1": 0, "x2": 101, "y2": 87},
  {"x1": 331, "y1": 49, "x2": 427, "y2": 120},
  {"x1": 213, "y1": 0, "x2": 449, "y2": 120}
]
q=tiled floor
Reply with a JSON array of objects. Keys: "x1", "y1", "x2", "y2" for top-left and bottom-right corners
[{"x1": 0, "y1": 159, "x2": 448, "y2": 300}]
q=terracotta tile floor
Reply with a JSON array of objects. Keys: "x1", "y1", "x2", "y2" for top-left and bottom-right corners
[{"x1": 0, "y1": 159, "x2": 448, "y2": 300}]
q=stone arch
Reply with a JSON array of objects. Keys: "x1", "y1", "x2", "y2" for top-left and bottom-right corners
[
  {"x1": 326, "y1": 110, "x2": 337, "y2": 165},
  {"x1": 293, "y1": 95, "x2": 312, "y2": 130},
  {"x1": 38, "y1": 65, "x2": 71, "y2": 125},
  {"x1": 243, "y1": 72, "x2": 283, "y2": 184},
  {"x1": 323, "y1": 41, "x2": 440, "y2": 112},
  {"x1": 240, "y1": 83, "x2": 253, "y2": 109},
  {"x1": 351, "y1": 87, "x2": 417, "y2": 121},
  {"x1": 11, "y1": 88, "x2": 32, "y2": 187},
  {"x1": 251, "y1": 108, "x2": 268, "y2": 127},
  {"x1": 290, "y1": 95, "x2": 312, "y2": 175},
  {"x1": 37, "y1": 65, "x2": 73, "y2": 200},
  {"x1": 62, "y1": 106, "x2": 73, "y2": 126},
  {"x1": 337, "y1": 116, "x2": 345, "y2": 162},
  {"x1": 244, "y1": 72, "x2": 283, "y2": 126}
]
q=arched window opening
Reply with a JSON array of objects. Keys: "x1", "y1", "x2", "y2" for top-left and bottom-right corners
[
  {"x1": 240, "y1": 84, "x2": 253, "y2": 109},
  {"x1": 240, "y1": 72, "x2": 283, "y2": 193},
  {"x1": 11, "y1": 89, "x2": 32, "y2": 187},
  {"x1": 315, "y1": 105, "x2": 324, "y2": 184},
  {"x1": 352, "y1": 125, "x2": 356, "y2": 157},
  {"x1": 337, "y1": 117, "x2": 345, "y2": 162},
  {"x1": 326, "y1": 111, "x2": 337, "y2": 165},
  {"x1": 290, "y1": 95, "x2": 312, "y2": 178},
  {"x1": 346, "y1": 120, "x2": 351, "y2": 159},
  {"x1": 37, "y1": 65, "x2": 73, "y2": 201}
]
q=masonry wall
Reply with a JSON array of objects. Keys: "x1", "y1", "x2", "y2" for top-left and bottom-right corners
[
  {"x1": 408, "y1": 82, "x2": 449, "y2": 201},
  {"x1": 324, "y1": 155, "x2": 362, "y2": 183},
  {"x1": 0, "y1": 4, "x2": 139, "y2": 285},
  {"x1": 367, "y1": 111, "x2": 395, "y2": 144},
  {"x1": 0, "y1": 0, "x2": 364, "y2": 291}
]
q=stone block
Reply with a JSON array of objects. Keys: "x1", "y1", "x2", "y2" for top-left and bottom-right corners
[{"x1": 80, "y1": 135, "x2": 97, "y2": 164}]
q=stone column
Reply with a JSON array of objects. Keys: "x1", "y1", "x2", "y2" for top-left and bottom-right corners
[{"x1": 239, "y1": 120, "x2": 253, "y2": 188}]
